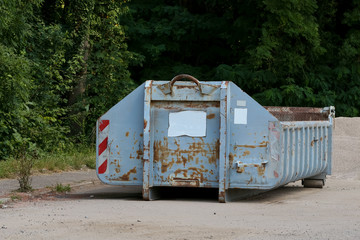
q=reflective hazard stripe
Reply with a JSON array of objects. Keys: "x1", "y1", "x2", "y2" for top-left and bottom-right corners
[{"x1": 98, "y1": 119, "x2": 109, "y2": 174}]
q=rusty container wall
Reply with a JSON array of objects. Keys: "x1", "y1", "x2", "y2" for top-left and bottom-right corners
[
  {"x1": 277, "y1": 121, "x2": 333, "y2": 186},
  {"x1": 96, "y1": 84, "x2": 145, "y2": 185},
  {"x1": 96, "y1": 77, "x2": 334, "y2": 202}
]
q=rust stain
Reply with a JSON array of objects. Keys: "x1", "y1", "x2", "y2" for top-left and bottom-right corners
[
  {"x1": 162, "y1": 105, "x2": 180, "y2": 110},
  {"x1": 235, "y1": 144, "x2": 267, "y2": 149},
  {"x1": 175, "y1": 85, "x2": 197, "y2": 89},
  {"x1": 265, "y1": 106, "x2": 329, "y2": 121},
  {"x1": 171, "y1": 178, "x2": 200, "y2": 187},
  {"x1": 174, "y1": 169, "x2": 188, "y2": 178},
  {"x1": 242, "y1": 150, "x2": 250, "y2": 157},
  {"x1": 237, "y1": 162, "x2": 245, "y2": 173},
  {"x1": 188, "y1": 167, "x2": 208, "y2": 183},
  {"x1": 247, "y1": 176, "x2": 253, "y2": 184},
  {"x1": 219, "y1": 191, "x2": 225, "y2": 201},
  {"x1": 145, "y1": 82, "x2": 152, "y2": 95},
  {"x1": 133, "y1": 177, "x2": 137, "y2": 181},
  {"x1": 184, "y1": 102, "x2": 220, "y2": 108},
  {"x1": 207, "y1": 113, "x2": 215, "y2": 119},
  {"x1": 109, "y1": 159, "x2": 121, "y2": 169},
  {"x1": 140, "y1": 133, "x2": 143, "y2": 137},
  {"x1": 174, "y1": 139, "x2": 180, "y2": 148},
  {"x1": 274, "y1": 170, "x2": 279, "y2": 178},
  {"x1": 115, "y1": 168, "x2": 120, "y2": 173},
  {"x1": 144, "y1": 119, "x2": 147, "y2": 129},
  {"x1": 208, "y1": 139, "x2": 220, "y2": 164},
  {"x1": 189, "y1": 167, "x2": 208, "y2": 173},
  {"x1": 125, "y1": 132, "x2": 129, "y2": 137},
  {"x1": 160, "y1": 138, "x2": 219, "y2": 165},
  {"x1": 153, "y1": 137, "x2": 219, "y2": 183},
  {"x1": 173, "y1": 167, "x2": 209, "y2": 183},
  {"x1": 136, "y1": 149, "x2": 143, "y2": 159},
  {"x1": 161, "y1": 159, "x2": 175, "y2": 173},
  {"x1": 181, "y1": 156, "x2": 188, "y2": 166},
  {"x1": 116, "y1": 167, "x2": 137, "y2": 181},
  {"x1": 237, "y1": 167, "x2": 245, "y2": 173},
  {"x1": 153, "y1": 138, "x2": 170, "y2": 163},
  {"x1": 229, "y1": 153, "x2": 234, "y2": 165},
  {"x1": 256, "y1": 164, "x2": 266, "y2": 176},
  {"x1": 311, "y1": 140, "x2": 314, "y2": 147}
]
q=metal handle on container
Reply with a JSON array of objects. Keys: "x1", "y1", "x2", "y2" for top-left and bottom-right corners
[
  {"x1": 169, "y1": 74, "x2": 202, "y2": 94},
  {"x1": 157, "y1": 74, "x2": 215, "y2": 95}
]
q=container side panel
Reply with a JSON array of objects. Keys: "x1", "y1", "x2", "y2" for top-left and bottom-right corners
[
  {"x1": 278, "y1": 121, "x2": 332, "y2": 185},
  {"x1": 96, "y1": 83, "x2": 145, "y2": 185},
  {"x1": 227, "y1": 82, "x2": 279, "y2": 189}
]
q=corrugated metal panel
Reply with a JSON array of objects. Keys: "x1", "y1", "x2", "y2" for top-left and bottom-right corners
[{"x1": 279, "y1": 121, "x2": 332, "y2": 186}]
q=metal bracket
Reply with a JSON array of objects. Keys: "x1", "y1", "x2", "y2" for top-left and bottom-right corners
[
  {"x1": 322, "y1": 106, "x2": 335, "y2": 127},
  {"x1": 236, "y1": 161, "x2": 268, "y2": 173}
]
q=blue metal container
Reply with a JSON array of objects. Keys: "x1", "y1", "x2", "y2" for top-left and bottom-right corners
[{"x1": 96, "y1": 74, "x2": 335, "y2": 202}]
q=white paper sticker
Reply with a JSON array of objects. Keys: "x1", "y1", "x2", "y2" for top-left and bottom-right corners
[
  {"x1": 168, "y1": 111, "x2": 206, "y2": 137},
  {"x1": 234, "y1": 108, "x2": 247, "y2": 124}
]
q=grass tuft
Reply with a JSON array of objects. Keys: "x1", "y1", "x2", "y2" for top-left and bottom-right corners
[
  {"x1": 54, "y1": 183, "x2": 71, "y2": 193},
  {"x1": 10, "y1": 194, "x2": 22, "y2": 201}
]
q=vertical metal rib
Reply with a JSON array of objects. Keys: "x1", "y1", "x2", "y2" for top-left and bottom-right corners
[
  {"x1": 300, "y1": 126, "x2": 305, "y2": 178},
  {"x1": 324, "y1": 126, "x2": 328, "y2": 170},
  {"x1": 308, "y1": 126, "x2": 312, "y2": 176},
  {"x1": 288, "y1": 127, "x2": 296, "y2": 183},
  {"x1": 303, "y1": 126, "x2": 308, "y2": 177},
  {"x1": 295, "y1": 126, "x2": 301, "y2": 181},
  {"x1": 281, "y1": 128, "x2": 290, "y2": 185},
  {"x1": 319, "y1": 126, "x2": 324, "y2": 172}
]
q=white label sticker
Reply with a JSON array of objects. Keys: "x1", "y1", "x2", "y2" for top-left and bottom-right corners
[
  {"x1": 234, "y1": 108, "x2": 247, "y2": 124},
  {"x1": 237, "y1": 100, "x2": 246, "y2": 107},
  {"x1": 168, "y1": 111, "x2": 206, "y2": 137}
]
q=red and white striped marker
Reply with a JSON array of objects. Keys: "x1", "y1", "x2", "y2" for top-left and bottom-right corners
[{"x1": 98, "y1": 119, "x2": 109, "y2": 174}]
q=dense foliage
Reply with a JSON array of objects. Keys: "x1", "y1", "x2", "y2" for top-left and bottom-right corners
[
  {"x1": 124, "y1": 0, "x2": 360, "y2": 115},
  {"x1": 0, "y1": 0, "x2": 359, "y2": 160}
]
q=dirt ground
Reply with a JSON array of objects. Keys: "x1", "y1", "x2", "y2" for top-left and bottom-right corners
[{"x1": 0, "y1": 117, "x2": 359, "y2": 240}]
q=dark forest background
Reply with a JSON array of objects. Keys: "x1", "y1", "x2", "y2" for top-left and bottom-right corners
[{"x1": 1, "y1": 0, "x2": 359, "y2": 160}]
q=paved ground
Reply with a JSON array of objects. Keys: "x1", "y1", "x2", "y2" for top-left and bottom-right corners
[
  {"x1": 0, "y1": 169, "x2": 98, "y2": 196},
  {"x1": 0, "y1": 176, "x2": 359, "y2": 240},
  {"x1": 0, "y1": 117, "x2": 359, "y2": 239}
]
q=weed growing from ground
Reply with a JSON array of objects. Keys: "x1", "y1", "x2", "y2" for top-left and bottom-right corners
[{"x1": 54, "y1": 183, "x2": 71, "y2": 193}]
